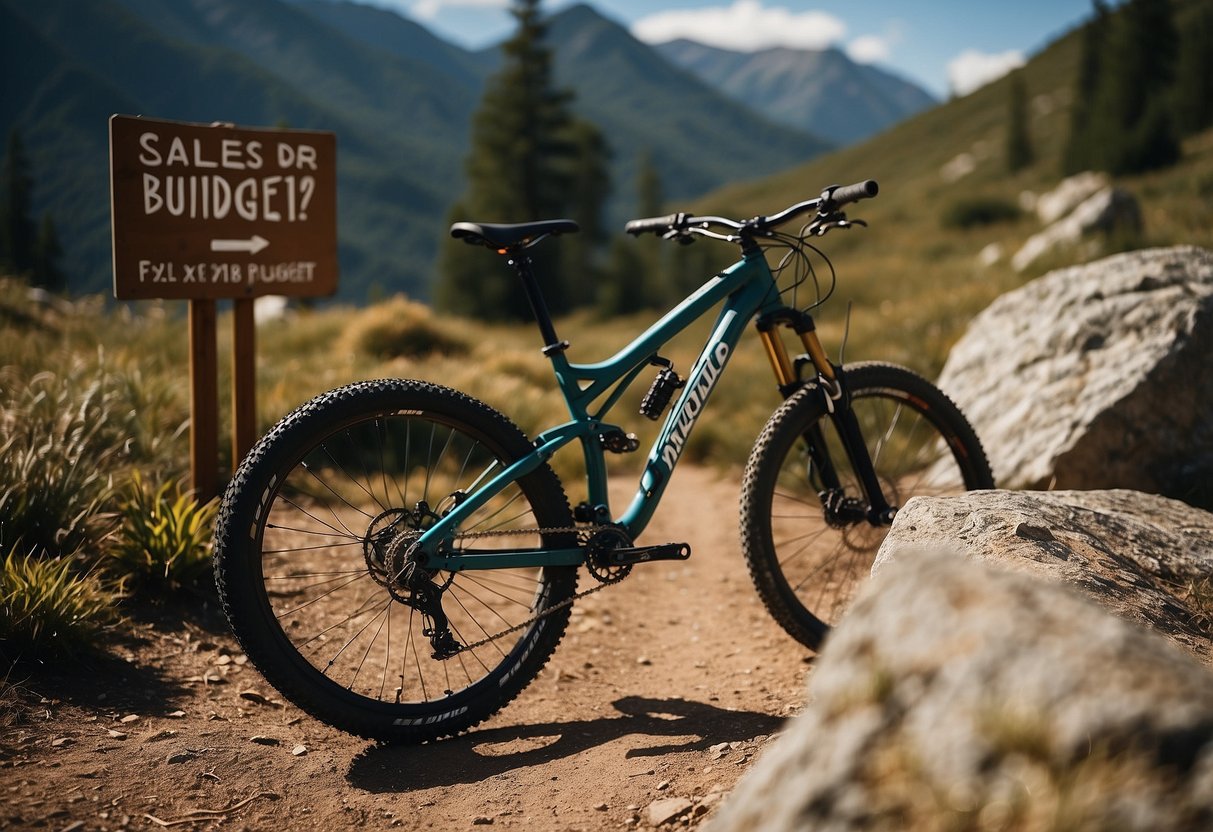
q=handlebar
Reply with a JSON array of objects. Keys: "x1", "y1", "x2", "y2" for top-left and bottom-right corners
[
  {"x1": 822, "y1": 179, "x2": 879, "y2": 209},
  {"x1": 624, "y1": 178, "x2": 879, "y2": 240},
  {"x1": 624, "y1": 212, "x2": 690, "y2": 237}
]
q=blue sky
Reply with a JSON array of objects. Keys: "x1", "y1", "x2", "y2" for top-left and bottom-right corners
[{"x1": 379, "y1": 0, "x2": 1097, "y2": 98}]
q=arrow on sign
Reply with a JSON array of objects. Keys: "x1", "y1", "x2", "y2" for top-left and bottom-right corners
[{"x1": 210, "y1": 235, "x2": 270, "y2": 255}]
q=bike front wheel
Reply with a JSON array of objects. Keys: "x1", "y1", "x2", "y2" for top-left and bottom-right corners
[
  {"x1": 213, "y1": 379, "x2": 577, "y2": 743},
  {"x1": 740, "y1": 362, "x2": 994, "y2": 651}
]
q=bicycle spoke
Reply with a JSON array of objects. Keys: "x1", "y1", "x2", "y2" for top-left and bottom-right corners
[
  {"x1": 315, "y1": 439, "x2": 381, "y2": 517},
  {"x1": 345, "y1": 601, "x2": 392, "y2": 688},
  {"x1": 275, "y1": 573, "x2": 369, "y2": 621},
  {"x1": 263, "y1": 542, "x2": 362, "y2": 556},
  {"x1": 448, "y1": 587, "x2": 508, "y2": 658}
]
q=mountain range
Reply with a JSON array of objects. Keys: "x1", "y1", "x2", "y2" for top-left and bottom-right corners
[
  {"x1": 656, "y1": 40, "x2": 937, "y2": 146},
  {"x1": 1, "y1": 0, "x2": 934, "y2": 301}
]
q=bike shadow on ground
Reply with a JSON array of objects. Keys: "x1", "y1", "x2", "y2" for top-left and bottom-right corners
[{"x1": 346, "y1": 696, "x2": 784, "y2": 792}]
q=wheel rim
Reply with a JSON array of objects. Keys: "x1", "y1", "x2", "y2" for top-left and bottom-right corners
[
  {"x1": 765, "y1": 386, "x2": 969, "y2": 628},
  {"x1": 252, "y1": 409, "x2": 557, "y2": 709}
]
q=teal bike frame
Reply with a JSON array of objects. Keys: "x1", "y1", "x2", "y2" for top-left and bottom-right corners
[{"x1": 414, "y1": 246, "x2": 789, "y2": 572}]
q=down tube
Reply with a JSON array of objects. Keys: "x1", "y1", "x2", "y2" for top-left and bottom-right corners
[{"x1": 618, "y1": 303, "x2": 752, "y2": 536}]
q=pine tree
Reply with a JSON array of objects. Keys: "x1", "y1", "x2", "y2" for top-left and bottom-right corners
[
  {"x1": 436, "y1": 0, "x2": 609, "y2": 320},
  {"x1": 1174, "y1": 3, "x2": 1213, "y2": 136},
  {"x1": 634, "y1": 151, "x2": 666, "y2": 304},
  {"x1": 600, "y1": 152, "x2": 669, "y2": 315},
  {"x1": 1093, "y1": 0, "x2": 1180, "y2": 174},
  {"x1": 32, "y1": 214, "x2": 65, "y2": 293},
  {"x1": 0, "y1": 130, "x2": 35, "y2": 275},
  {"x1": 1006, "y1": 72, "x2": 1033, "y2": 173},
  {"x1": 1062, "y1": 0, "x2": 1110, "y2": 174},
  {"x1": 559, "y1": 119, "x2": 611, "y2": 309}
]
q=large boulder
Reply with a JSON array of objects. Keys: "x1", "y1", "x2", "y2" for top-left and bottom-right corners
[
  {"x1": 938, "y1": 246, "x2": 1213, "y2": 507},
  {"x1": 875, "y1": 489, "x2": 1213, "y2": 662},
  {"x1": 1011, "y1": 186, "x2": 1142, "y2": 271},
  {"x1": 708, "y1": 550, "x2": 1213, "y2": 832}
]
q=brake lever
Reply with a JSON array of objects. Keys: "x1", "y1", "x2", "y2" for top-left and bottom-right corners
[
  {"x1": 809, "y1": 214, "x2": 867, "y2": 236},
  {"x1": 662, "y1": 229, "x2": 697, "y2": 245}
]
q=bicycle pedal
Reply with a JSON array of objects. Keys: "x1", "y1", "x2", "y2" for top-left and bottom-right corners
[
  {"x1": 608, "y1": 542, "x2": 691, "y2": 565},
  {"x1": 600, "y1": 428, "x2": 639, "y2": 454}
]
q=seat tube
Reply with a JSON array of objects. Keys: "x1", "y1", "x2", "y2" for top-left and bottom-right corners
[{"x1": 509, "y1": 254, "x2": 568, "y2": 357}]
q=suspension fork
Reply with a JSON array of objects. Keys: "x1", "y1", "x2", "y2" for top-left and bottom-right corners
[{"x1": 755, "y1": 311, "x2": 894, "y2": 525}]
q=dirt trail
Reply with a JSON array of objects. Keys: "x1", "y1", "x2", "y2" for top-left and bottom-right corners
[{"x1": 2, "y1": 465, "x2": 814, "y2": 831}]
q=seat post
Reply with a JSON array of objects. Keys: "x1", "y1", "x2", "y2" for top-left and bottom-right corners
[{"x1": 508, "y1": 254, "x2": 568, "y2": 357}]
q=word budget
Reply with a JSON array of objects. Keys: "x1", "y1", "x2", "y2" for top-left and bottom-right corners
[{"x1": 137, "y1": 132, "x2": 318, "y2": 222}]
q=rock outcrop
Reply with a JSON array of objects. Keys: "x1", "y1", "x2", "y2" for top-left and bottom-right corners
[
  {"x1": 708, "y1": 549, "x2": 1213, "y2": 832},
  {"x1": 875, "y1": 489, "x2": 1213, "y2": 662},
  {"x1": 938, "y1": 246, "x2": 1213, "y2": 507},
  {"x1": 1033, "y1": 171, "x2": 1109, "y2": 224},
  {"x1": 1012, "y1": 185, "x2": 1141, "y2": 271}
]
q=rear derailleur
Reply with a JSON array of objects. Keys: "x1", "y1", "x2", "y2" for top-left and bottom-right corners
[{"x1": 362, "y1": 501, "x2": 463, "y2": 660}]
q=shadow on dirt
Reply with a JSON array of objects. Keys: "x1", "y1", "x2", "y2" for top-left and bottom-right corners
[
  {"x1": 2, "y1": 596, "x2": 233, "y2": 716},
  {"x1": 347, "y1": 696, "x2": 783, "y2": 792}
]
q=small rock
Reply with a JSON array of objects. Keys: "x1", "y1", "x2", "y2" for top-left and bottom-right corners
[
  {"x1": 166, "y1": 710, "x2": 186, "y2": 719},
  {"x1": 106, "y1": 730, "x2": 127, "y2": 740},
  {"x1": 50, "y1": 737, "x2": 73, "y2": 747},
  {"x1": 647, "y1": 798, "x2": 692, "y2": 827},
  {"x1": 119, "y1": 714, "x2": 140, "y2": 724},
  {"x1": 471, "y1": 816, "x2": 493, "y2": 825},
  {"x1": 143, "y1": 729, "x2": 177, "y2": 743},
  {"x1": 61, "y1": 822, "x2": 85, "y2": 832},
  {"x1": 292, "y1": 745, "x2": 308, "y2": 756},
  {"x1": 593, "y1": 803, "x2": 608, "y2": 811},
  {"x1": 656, "y1": 780, "x2": 670, "y2": 791},
  {"x1": 250, "y1": 735, "x2": 280, "y2": 746},
  {"x1": 216, "y1": 654, "x2": 233, "y2": 666},
  {"x1": 238, "y1": 689, "x2": 274, "y2": 706},
  {"x1": 636, "y1": 657, "x2": 652, "y2": 666},
  {"x1": 166, "y1": 751, "x2": 195, "y2": 765}
]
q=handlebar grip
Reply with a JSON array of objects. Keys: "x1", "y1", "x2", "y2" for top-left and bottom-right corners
[
  {"x1": 823, "y1": 179, "x2": 879, "y2": 209},
  {"x1": 625, "y1": 213, "x2": 686, "y2": 236}
]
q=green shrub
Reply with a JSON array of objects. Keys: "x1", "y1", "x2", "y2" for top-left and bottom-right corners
[
  {"x1": 343, "y1": 295, "x2": 469, "y2": 360},
  {"x1": 941, "y1": 197, "x2": 1022, "y2": 229},
  {"x1": 1, "y1": 546, "x2": 119, "y2": 657},
  {"x1": 108, "y1": 473, "x2": 217, "y2": 591},
  {"x1": 0, "y1": 359, "x2": 190, "y2": 557},
  {"x1": 0, "y1": 367, "x2": 123, "y2": 556}
]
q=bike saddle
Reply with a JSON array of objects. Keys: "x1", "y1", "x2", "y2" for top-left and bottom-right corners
[{"x1": 450, "y1": 219, "x2": 579, "y2": 251}]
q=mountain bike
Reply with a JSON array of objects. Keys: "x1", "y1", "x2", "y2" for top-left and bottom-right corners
[{"x1": 213, "y1": 179, "x2": 994, "y2": 743}]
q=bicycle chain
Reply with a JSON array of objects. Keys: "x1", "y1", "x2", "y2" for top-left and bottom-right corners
[{"x1": 443, "y1": 524, "x2": 625, "y2": 655}]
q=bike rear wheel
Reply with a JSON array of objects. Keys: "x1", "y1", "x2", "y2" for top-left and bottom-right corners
[
  {"x1": 213, "y1": 379, "x2": 577, "y2": 743},
  {"x1": 740, "y1": 362, "x2": 993, "y2": 650}
]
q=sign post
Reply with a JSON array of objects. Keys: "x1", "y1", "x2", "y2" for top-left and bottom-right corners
[{"x1": 109, "y1": 115, "x2": 338, "y2": 499}]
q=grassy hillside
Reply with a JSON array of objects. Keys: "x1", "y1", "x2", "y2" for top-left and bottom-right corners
[{"x1": 688, "y1": 8, "x2": 1213, "y2": 380}]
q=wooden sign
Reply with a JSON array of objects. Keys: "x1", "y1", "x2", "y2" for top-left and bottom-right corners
[{"x1": 109, "y1": 115, "x2": 338, "y2": 300}]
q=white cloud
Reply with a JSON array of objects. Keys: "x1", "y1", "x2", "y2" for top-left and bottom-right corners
[
  {"x1": 846, "y1": 34, "x2": 890, "y2": 64},
  {"x1": 947, "y1": 48, "x2": 1024, "y2": 97},
  {"x1": 411, "y1": 0, "x2": 508, "y2": 21},
  {"x1": 631, "y1": 1, "x2": 847, "y2": 52}
]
